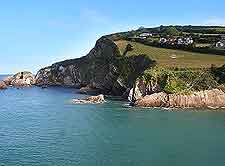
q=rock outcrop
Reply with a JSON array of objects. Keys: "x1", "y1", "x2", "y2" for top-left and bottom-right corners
[
  {"x1": 128, "y1": 79, "x2": 147, "y2": 102},
  {"x1": 36, "y1": 37, "x2": 155, "y2": 96},
  {"x1": 3, "y1": 72, "x2": 35, "y2": 87},
  {"x1": 128, "y1": 78, "x2": 162, "y2": 101},
  {"x1": 72, "y1": 94, "x2": 105, "y2": 104},
  {"x1": 135, "y1": 89, "x2": 225, "y2": 109},
  {"x1": 134, "y1": 92, "x2": 168, "y2": 107},
  {"x1": 36, "y1": 37, "x2": 121, "y2": 93},
  {"x1": 0, "y1": 81, "x2": 7, "y2": 90},
  {"x1": 3, "y1": 76, "x2": 14, "y2": 86}
]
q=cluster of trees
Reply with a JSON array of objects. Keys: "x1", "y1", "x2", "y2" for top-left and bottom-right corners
[
  {"x1": 175, "y1": 26, "x2": 225, "y2": 34},
  {"x1": 160, "y1": 26, "x2": 180, "y2": 36}
]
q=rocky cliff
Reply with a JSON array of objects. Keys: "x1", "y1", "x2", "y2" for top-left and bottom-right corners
[
  {"x1": 134, "y1": 89, "x2": 225, "y2": 109},
  {"x1": 35, "y1": 37, "x2": 155, "y2": 96}
]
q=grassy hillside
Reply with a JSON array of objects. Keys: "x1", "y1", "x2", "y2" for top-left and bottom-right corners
[{"x1": 115, "y1": 40, "x2": 225, "y2": 68}]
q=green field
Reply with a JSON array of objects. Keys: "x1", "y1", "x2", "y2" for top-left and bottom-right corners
[{"x1": 115, "y1": 40, "x2": 225, "y2": 68}]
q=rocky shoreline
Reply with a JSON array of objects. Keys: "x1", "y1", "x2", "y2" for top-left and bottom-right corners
[
  {"x1": 134, "y1": 89, "x2": 225, "y2": 109},
  {"x1": 2, "y1": 37, "x2": 225, "y2": 110},
  {"x1": 2, "y1": 72, "x2": 225, "y2": 109}
]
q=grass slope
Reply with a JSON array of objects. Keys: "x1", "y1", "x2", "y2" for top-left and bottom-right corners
[{"x1": 115, "y1": 40, "x2": 225, "y2": 68}]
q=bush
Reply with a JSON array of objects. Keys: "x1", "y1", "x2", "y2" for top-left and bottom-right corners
[
  {"x1": 162, "y1": 26, "x2": 180, "y2": 36},
  {"x1": 212, "y1": 64, "x2": 225, "y2": 84},
  {"x1": 164, "y1": 79, "x2": 187, "y2": 94},
  {"x1": 142, "y1": 67, "x2": 220, "y2": 94}
]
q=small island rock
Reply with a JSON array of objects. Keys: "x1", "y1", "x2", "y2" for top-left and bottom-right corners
[
  {"x1": 72, "y1": 94, "x2": 105, "y2": 104},
  {"x1": 8, "y1": 71, "x2": 36, "y2": 87}
]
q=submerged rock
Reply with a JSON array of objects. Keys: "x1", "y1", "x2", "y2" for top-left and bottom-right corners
[
  {"x1": 72, "y1": 94, "x2": 105, "y2": 104},
  {"x1": 0, "y1": 81, "x2": 7, "y2": 90},
  {"x1": 135, "y1": 89, "x2": 225, "y2": 109}
]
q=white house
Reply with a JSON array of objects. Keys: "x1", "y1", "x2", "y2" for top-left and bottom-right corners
[
  {"x1": 184, "y1": 37, "x2": 194, "y2": 45},
  {"x1": 139, "y1": 33, "x2": 152, "y2": 39},
  {"x1": 177, "y1": 38, "x2": 184, "y2": 45},
  {"x1": 216, "y1": 41, "x2": 225, "y2": 48},
  {"x1": 159, "y1": 38, "x2": 167, "y2": 44}
]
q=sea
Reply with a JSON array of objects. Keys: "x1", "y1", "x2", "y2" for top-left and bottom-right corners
[{"x1": 1, "y1": 75, "x2": 225, "y2": 166}]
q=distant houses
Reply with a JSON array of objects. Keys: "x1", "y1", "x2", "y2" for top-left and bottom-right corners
[
  {"x1": 159, "y1": 38, "x2": 167, "y2": 44},
  {"x1": 159, "y1": 37, "x2": 194, "y2": 46},
  {"x1": 139, "y1": 32, "x2": 153, "y2": 39},
  {"x1": 130, "y1": 31, "x2": 224, "y2": 49},
  {"x1": 216, "y1": 41, "x2": 225, "y2": 48},
  {"x1": 215, "y1": 35, "x2": 225, "y2": 48}
]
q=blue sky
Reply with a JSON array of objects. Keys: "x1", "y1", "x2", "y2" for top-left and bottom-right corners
[{"x1": 0, "y1": 0, "x2": 225, "y2": 74}]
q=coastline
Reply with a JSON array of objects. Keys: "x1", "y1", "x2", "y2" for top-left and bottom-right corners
[
  {"x1": 134, "y1": 89, "x2": 225, "y2": 109},
  {"x1": 1, "y1": 35, "x2": 225, "y2": 111}
]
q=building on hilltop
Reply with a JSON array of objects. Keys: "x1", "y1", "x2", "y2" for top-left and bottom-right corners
[
  {"x1": 216, "y1": 40, "x2": 225, "y2": 48},
  {"x1": 139, "y1": 33, "x2": 153, "y2": 39},
  {"x1": 177, "y1": 38, "x2": 184, "y2": 45},
  {"x1": 159, "y1": 38, "x2": 167, "y2": 44},
  {"x1": 184, "y1": 37, "x2": 194, "y2": 45},
  {"x1": 160, "y1": 36, "x2": 194, "y2": 46}
]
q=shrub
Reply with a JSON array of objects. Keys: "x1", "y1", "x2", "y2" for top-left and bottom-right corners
[{"x1": 141, "y1": 67, "x2": 220, "y2": 94}]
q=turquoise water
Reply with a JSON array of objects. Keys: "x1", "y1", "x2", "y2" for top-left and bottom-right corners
[{"x1": 1, "y1": 76, "x2": 225, "y2": 165}]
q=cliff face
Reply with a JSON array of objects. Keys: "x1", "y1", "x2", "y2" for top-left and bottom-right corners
[
  {"x1": 134, "y1": 89, "x2": 225, "y2": 109},
  {"x1": 35, "y1": 37, "x2": 155, "y2": 96}
]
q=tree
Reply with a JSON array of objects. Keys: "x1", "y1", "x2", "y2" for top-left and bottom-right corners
[{"x1": 163, "y1": 26, "x2": 180, "y2": 36}]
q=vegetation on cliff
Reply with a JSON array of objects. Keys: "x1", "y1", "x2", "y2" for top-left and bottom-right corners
[
  {"x1": 110, "y1": 26, "x2": 225, "y2": 98},
  {"x1": 140, "y1": 67, "x2": 220, "y2": 94},
  {"x1": 115, "y1": 54, "x2": 156, "y2": 87},
  {"x1": 35, "y1": 37, "x2": 156, "y2": 96},
  {"x1": 36, "y1": 28, "x2": 225, "y2": 101}
]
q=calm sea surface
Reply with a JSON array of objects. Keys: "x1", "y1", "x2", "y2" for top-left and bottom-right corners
[{"x1": 1, "y1": 75, "x2": 225, "y2": 166}]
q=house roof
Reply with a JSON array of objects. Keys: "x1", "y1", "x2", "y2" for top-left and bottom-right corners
[{"x1": 139, "y1": 33, "x2": 152, "y2": 36}]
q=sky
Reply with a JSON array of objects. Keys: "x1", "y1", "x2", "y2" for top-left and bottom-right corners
[{"x1": 0, "y1": 0, "x2": 225, "y2": 74}]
